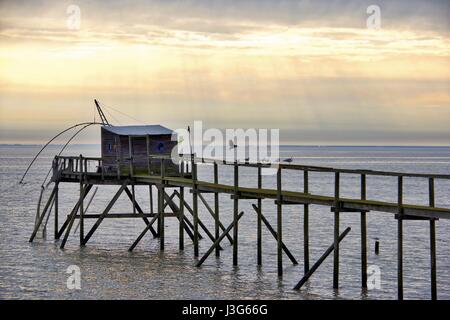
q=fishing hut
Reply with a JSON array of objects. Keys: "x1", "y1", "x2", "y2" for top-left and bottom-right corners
[
  {"x1": 27, "y1": 100, "x2": 450, "y2": 300},
  {"x1": 101, "y1": 124, "x2": 178, "y2": 175}
]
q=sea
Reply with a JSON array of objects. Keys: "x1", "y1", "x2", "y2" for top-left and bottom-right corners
[{"x1": 0, "y1": 145, "x2": 449, "y2": 300}]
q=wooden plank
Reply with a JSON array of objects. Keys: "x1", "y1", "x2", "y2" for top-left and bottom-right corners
[{"x1": 179, "y1": 187, "x2": 184, "y2": 250}]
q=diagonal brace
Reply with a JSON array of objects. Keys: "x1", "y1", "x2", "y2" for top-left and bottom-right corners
[
  {"x1": 196, "y1": 211, "x2": 244, "y2": 267},
  {"x1": 252, "y1": 204, "x2": 298, "y2": 265},
  {"x1": 80, "y1": 181, "x2": 128, "y2": 246},
  {"x1": 294, "y1": 227, "x2": 351, "y2": 290}
]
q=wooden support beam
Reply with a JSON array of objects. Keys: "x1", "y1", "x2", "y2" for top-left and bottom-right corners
[
  {"x1": 214, "y1": 163, "x2": 220, "y2": 257},
  {"x1": 398, "y1": 176, "x2": 404, "y2": 300},
  {"x1": 196, "y1": 211, "x2": 245, "y2": 267},
  {"x1": 294, "y1": 227, "x2": 351, "y2": 290},
  {"x1": 276, "y1": 165, "x2": 283, "y2": 276},
  {"x1": 80, "y1": 181, "x2": 127, "y2": 246},
  {"x1": 124, "y1": 187, "x2": 158, "y2": 237},
  {"x1": 54, "y1": 183, "x2": 59, "y2": 239},
  {"x1": 179, "y1": 187, "x2": 184, "y2": 250},
  {"x1": 29, "y1": 184, "x2": 58, "y2": 242},
  {"x1": 304, "y1": 170, "x2": 309, "y2": 274},
  {"x1": 79, "y1": 155, "x2": 84, "y2": 246},
  {"x1": 251, "y1": 204, "x2": 298, "y2": 265},
  {"x1": 192, "y1": 157, "x2": 199, "y2": 257},
  {"x1": 257, "y1": 165, "x2": 262, "y2": 266},
  {"x1": 169, "y1": 192, "x2": 203, "y2": 239},
  {"x1": 160, "y1": 160, "x2": 165, "y2": 251},
  {"x1": 333, "y1": 172, "x2": 340, "y2": 289},
  {"x1": 361, "y1": 174, "x2": 367, "y2": 289},
  {"x1": 429, "y1": 178, "x2": 437, "y2": 300},
  {"x1": 233, "y1": 161, "x2": 239, "y2": 266}
]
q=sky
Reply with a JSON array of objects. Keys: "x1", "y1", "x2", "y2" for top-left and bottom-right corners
[{"x1": 0, "y1": 0, "x2": 449, "y2": 145}]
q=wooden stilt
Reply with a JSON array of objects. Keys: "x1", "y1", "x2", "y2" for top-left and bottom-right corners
[
  {"x1": 179, "y1": 187, "x2": 185, "y2": 250},
  {"x1": 233, "y1": 161, "x2": 239, "y2": 266},
  {"x1": 54, "y1": 183, "x2": 59, "y2": 239},
  {"x1": 160, "y1": 159, "x2": 165, "y2": 251},
  {"x1": 397, "y1": 175, "x2": 404, "y2": 300},
  {"x1": 79, "y1": 155, "x2": 84, "y2": 245},
  {"x1": 303, "y1": 170, "x2": 309, "y2": 274},
  {"x1": 361, "y1": 174, "x2": 367, "y2": 288},
  {"x1": 276, "y1": 166, "x2": 283, "y2": 276},
  {"x1": 192, "y1": 157, "x2": 199, "y2": 257},
  {"x1": 257, "y1": 165, "x2": 262, "y2": 266},
  {"x1": 214, "y1": 163, "x2": 220, "y2": 257},
  {"x1": 429, "y1": 178, "x2": 437, "y2": 300},
  {"x1": 333, "y1": 172, "x2": 340, "y2": 289}
]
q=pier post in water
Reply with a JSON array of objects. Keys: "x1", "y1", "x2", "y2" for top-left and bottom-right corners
[
  {"x1": 214, "y1": 162, "x2": 220, "y2": 257},
  {"x1": 429, "y1": 177, "x2": 437, "y2": 300},
  {"x1": 304, "y1": 170, "x2": 310, "y2": 274},
  {"x1": 397, "y1": 176, "x2": 404, "y2": 300},
  {"x1": 361, "y1": 174, "x2": 367, "y2": 288},
  {"x1": 54, "y1": 183, "x2": 59, "y2": 239},
  {"x1": 79, "y1": 155, "x2": 84, "y2": 245},
  {"x1": 192, "y1": 156, "x2": 199, "y2": 257},
  {"x1": 159, "y1": 159, "x2": 165, "y2": 251},
  {"x1": 276, "y1": 165, "x2": 283, "y2": 276},
  {"x1": 233, "y1": 160, "x2": 239, "y2": 266},
  {"x1": 257, "y1": 164, "x2": 262, "y2": 266},
  {"x1": 333, "y1": 172, "x2": 340, "y2": 289}
]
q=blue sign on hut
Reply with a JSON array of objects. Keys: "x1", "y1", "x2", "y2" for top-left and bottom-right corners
[{"x1": 101, "y1": 125, "x2": 178, "y2": 175}]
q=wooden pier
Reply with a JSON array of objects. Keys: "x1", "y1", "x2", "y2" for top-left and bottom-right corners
[{"x1": 29, "y1": 154, "x2": 450, "y2": 300}]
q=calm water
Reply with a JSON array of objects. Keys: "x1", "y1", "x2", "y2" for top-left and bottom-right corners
[{"x1": 0, "y1": 145, "x2": 449, "y2": 300}]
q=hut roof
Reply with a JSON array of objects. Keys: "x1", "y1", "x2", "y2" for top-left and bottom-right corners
[{"x1": 102, "y1": 125, "x2": 174, "y2": 136}]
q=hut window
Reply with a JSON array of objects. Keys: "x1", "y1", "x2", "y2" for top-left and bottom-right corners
[{"x1": 108, "y1": 143, "x2": 112, "y2": 151}]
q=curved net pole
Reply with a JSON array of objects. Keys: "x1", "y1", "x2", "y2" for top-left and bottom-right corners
[
  {"x1": 19, "y1": 122, "x2": 102, "y2": 184},
  {"x1": 41, "y1": 122, "x2": 100, "y2": 188}
]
